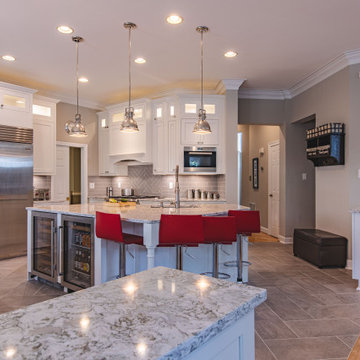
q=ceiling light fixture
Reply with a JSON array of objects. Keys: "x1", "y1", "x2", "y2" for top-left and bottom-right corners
[
  {"x1": 134, "y1": 57, "x2": 146, "y2": 64},
  {"x1": 2, "y1": 55, "x2": 15, "y2": 62},
  {"x1": 224, "y1": 50, "x2": 238, "y2": 58},
  {"x1": 193, "y1": 26, "x2": 211, "y2": 135},
  {"x1": 120, "y1": 22, "x2": 139, "y2": 133},
  {"x1": 65, "y1": 36, "x2": 87, "y2": 137},
  {"x1": 57, "y1": 25, "x2": 74, "y2": 34},
  {"x1": 78, "y1": 77, "x2": 88, "y2": 83},
  {"x1": 166, "y1": 15, "x2": 183, "y2": 25}
]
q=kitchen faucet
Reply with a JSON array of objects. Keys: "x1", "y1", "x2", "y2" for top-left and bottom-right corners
[{"x1": 175, "y1": 165, "x2": 180, "y2": 208}]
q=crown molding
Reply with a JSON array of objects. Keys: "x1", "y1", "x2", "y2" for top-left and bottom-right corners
[
  {"x1": 216, "y1": 79, "x2": 246, "y2": 94},
  {"x1": 150, "y1": 87, "x2": 218, "y2": 99},
  {"x1": 33, "y1": 94, "x2": 61, "y2": 104},
  {"x1": 237, "y1": 48, "x2": 360, "y2": 101},
  {"x1": 287, "y1": 50, "x2": 360, "y2": 98},
  {"x1": 0, "y1": 81, "x2": 37, "y2": 94},
  {"x1": 238, "y1": 88, "x2": 291, "y2": 100},
  {"x1": 37, "y1": 90, "x2": 105, "y2": 110}
]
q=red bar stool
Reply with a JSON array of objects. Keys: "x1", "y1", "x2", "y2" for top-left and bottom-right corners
[
  {"x1": 227, "y1": 210, "x2": 260, "y2": 282},
  {"x1": 201, "y1": 216, "x2": 237, "y2": 279},
  {"x1": 95, "y1": 211, "x2": 143, "y2": 278},
  {"x1": 159, "y1": 214, "x2": 204, "y2": 270}
]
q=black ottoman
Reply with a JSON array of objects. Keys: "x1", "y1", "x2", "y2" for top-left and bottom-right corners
[{"x1": 293, "y1": 229, "x2": 347, "y2": 268}]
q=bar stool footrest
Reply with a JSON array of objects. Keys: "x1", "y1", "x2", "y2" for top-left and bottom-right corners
[
  {"x1": 224, "y1": 260, "x2": 252, "y2": 267},
  {"x1": 200, "y1": 271, "x2": 231, "y2": 280}
]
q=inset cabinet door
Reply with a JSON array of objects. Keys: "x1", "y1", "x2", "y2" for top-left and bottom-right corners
[{"x1": 33, "y1": 117, "x2": 56, "y2": 175}]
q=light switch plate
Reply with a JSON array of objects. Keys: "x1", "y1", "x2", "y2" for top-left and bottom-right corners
[
  {"x1": 89, "y1": 182, "x2": 95, "y2": 189},
  {"x1": 169, "y1": 182, "x2": 174, "y2": 189},
  {"x1": 302, "y1": 173, "x2": 307, "y2": 181}
]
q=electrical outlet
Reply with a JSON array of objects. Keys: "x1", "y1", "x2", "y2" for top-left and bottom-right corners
[
  {"x1": 302, "y1": 173, "x2": 307, "y2": 181},
  {"x1": 169, "y1": 182, "x2": 174, "y2": 189},
  {"x1": 89, "y1": 182, "x2": 95, "y2": 189},
  {"x1": 117, "y1": 182, "x2": 122, "y2": 188}
]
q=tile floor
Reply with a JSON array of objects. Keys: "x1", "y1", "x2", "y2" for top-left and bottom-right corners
[{"x1": 0, "y1": 242, "x2": 359, "y2": 360}]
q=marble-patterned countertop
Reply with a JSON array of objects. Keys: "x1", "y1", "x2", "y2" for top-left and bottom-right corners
[
  {"x1": 351, "y1": 208, "x2": 360, "y2": 213},
  {"x1": 27, "y1": 203, "x2": 248, "y2": 224},
  {"x1": 0, "y1": 267, "x2": 266, "y2": 360}
]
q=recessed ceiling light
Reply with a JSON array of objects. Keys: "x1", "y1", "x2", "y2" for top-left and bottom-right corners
[
  {"x1": 166, "y1": 15, "x2": 183, "y2": 25},
  {"x1": 57, "y1": 25, "x2": 74, "y2": 34},
  {"x1": 2, "y1": 55, "x2": 15, "y2": 62},
  {"x1": 78, "y1": 77, "x2": 88, "y2": 83},
  {"x1": 134, "y1": 57, "x2": 146, "y2": 64},
  {"x1": 224, "y1": 50, "x2": 238, "y2": 58}
]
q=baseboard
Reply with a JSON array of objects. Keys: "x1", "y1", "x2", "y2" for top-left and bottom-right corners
[
  {"x1": 346, "y1": 259, "x2": 352, "y2": 270},
  {"x1": 261, "y1": 226, "x2": 269, "y2": 234},
  {"x1": 278, "y1": 235, "x2": 293, "y2": 244}
]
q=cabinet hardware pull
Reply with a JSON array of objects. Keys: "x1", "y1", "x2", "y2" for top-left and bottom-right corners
[
  {"x1": 58, "y1": 226, "x2": 64, "y2": 276},
  {"x1": 50, "y1": 220, "x2": 55, "y2": 278}
]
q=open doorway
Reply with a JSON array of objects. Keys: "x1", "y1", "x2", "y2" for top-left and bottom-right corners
[
  {"x1": 51, "y1": 141, "x2": 88, "y2": 204},
  {"x1": 70, "y1": 147, "x2": 81, "y2": 204},
  {"x1": 239, "y1": 124, "x2": 281, "y2": 240}
]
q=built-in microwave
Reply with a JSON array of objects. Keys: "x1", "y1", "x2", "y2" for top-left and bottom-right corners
[{"x1": 184, "y1": 146, "x2": 216, "y2": 173}]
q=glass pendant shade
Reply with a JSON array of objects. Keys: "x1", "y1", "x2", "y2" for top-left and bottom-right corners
[
  {"x1": 65, "y1": 114, "x2": 87, "y2": 137},
  {"x1": 119, "y1": 107, "x2": 139, "y2": 133},
  {"x1": 193, "y1": 109, "x2": 211, "y2": 134}
]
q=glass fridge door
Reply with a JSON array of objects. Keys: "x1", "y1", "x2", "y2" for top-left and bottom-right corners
[
  {"x1": 63, "y1": 217, "x2": 93, "y2": 289},
  {"x1": 32, "y1": 212, "x2": 56, "y2": 281}
]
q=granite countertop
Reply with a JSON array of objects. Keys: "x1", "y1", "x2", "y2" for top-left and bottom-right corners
[
  {"x1": 27, "y1": 203, "x2": 248, "y2": 224},
  {"x1": 0, "y1": 267, "x2": 266, "y2": 360}
]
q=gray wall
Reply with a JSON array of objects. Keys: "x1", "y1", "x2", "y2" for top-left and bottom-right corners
[
  {"x1": 288, "y1": 67, "x2": 351, "y2": 254},
  {"x1": 239, "y1": 66, "x2": 353, "y2": 257},
  {"x1": 240, "y1": 125, "x2": 281, "y2": 228},
  {"x1": 238, "y1": 99, "x2": 285, "y2": 126},
  {"x1": 56, "y1": 102, "x2": 99, "y2": 176},
  {"x1": 284, "y1": 119, "x2": 316, "y2": 236}
]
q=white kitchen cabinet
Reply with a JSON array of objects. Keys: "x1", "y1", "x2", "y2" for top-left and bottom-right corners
[
  {"x1": 106, "y1": 99, "x2": 152, "y2": 163},
  {"x1": 98, "y1": 112, "x2": 128, "y2": 176},
  {"x1": 180, "y1": 118, "x2": 220, "y2": 146},
  {"x1": 0, "y1": 81, "x2": 36, "y2": 129},
  {"x1": 152, "y1": 99, "x2": 179, "y2": 175},
  {"x1": 33, "y1": 96, "x2": 58, "y2": 175}
]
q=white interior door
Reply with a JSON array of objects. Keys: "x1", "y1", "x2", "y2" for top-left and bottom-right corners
[
  {"x1": 52, "y1": 145, "x2": 69, "y2": 202},
  {"x1": 268, "y1": 141, "x2": 280, "y2": 238}
]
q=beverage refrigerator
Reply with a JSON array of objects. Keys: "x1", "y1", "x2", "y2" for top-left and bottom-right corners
[
  {"x1": 31, "y1": 211, "x2": 57, "y2": 283},
  {"x1": 60, "y1": 215, "x2": 94, "y2": 291}
]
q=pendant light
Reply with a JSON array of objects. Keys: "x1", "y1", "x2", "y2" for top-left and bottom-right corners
[
  {"x1": 120, "y1": 22, "x2": 139, "y2": 133},
  {"x1": 193, "y1": 26, "x2": 211, "y2": 135},
  {"x1": 65, "y1": 36, "x2": 87, "y2": 137}
]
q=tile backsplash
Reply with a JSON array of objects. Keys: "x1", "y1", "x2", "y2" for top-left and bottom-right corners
[
  {"x1": 88, "y1": 165, "x2": 225, "y2": 199},
  {"x1": 33, "y1": 175, "x2": 51, "y2": 190}
]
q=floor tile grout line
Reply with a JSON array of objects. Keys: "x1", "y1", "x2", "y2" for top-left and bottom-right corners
[
  {"x1": 257, "y1": 300, "x2": 300, "y2": 338},
  {"x1": 255, "y1": 330, "x2": 280, "y2": 360},
  {"x1": 336, "y1": 335, "x2": 353, "y2": 351}
]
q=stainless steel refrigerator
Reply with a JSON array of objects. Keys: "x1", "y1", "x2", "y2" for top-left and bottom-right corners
[{"x1": 0, "y1": 125, "x2": 33, "y2": 260}]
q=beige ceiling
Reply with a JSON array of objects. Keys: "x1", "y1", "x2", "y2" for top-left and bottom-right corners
[{"x1": 1, "y1": 0, "x2": 360, "y2": 106}]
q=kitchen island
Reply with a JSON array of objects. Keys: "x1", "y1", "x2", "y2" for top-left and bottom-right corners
[
  {"x1": 0, "y1": 267, "x2": 266, "y2": 359},
  {"x1": 26, "y1": 203, "x2": 249, "y2": 290}
]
